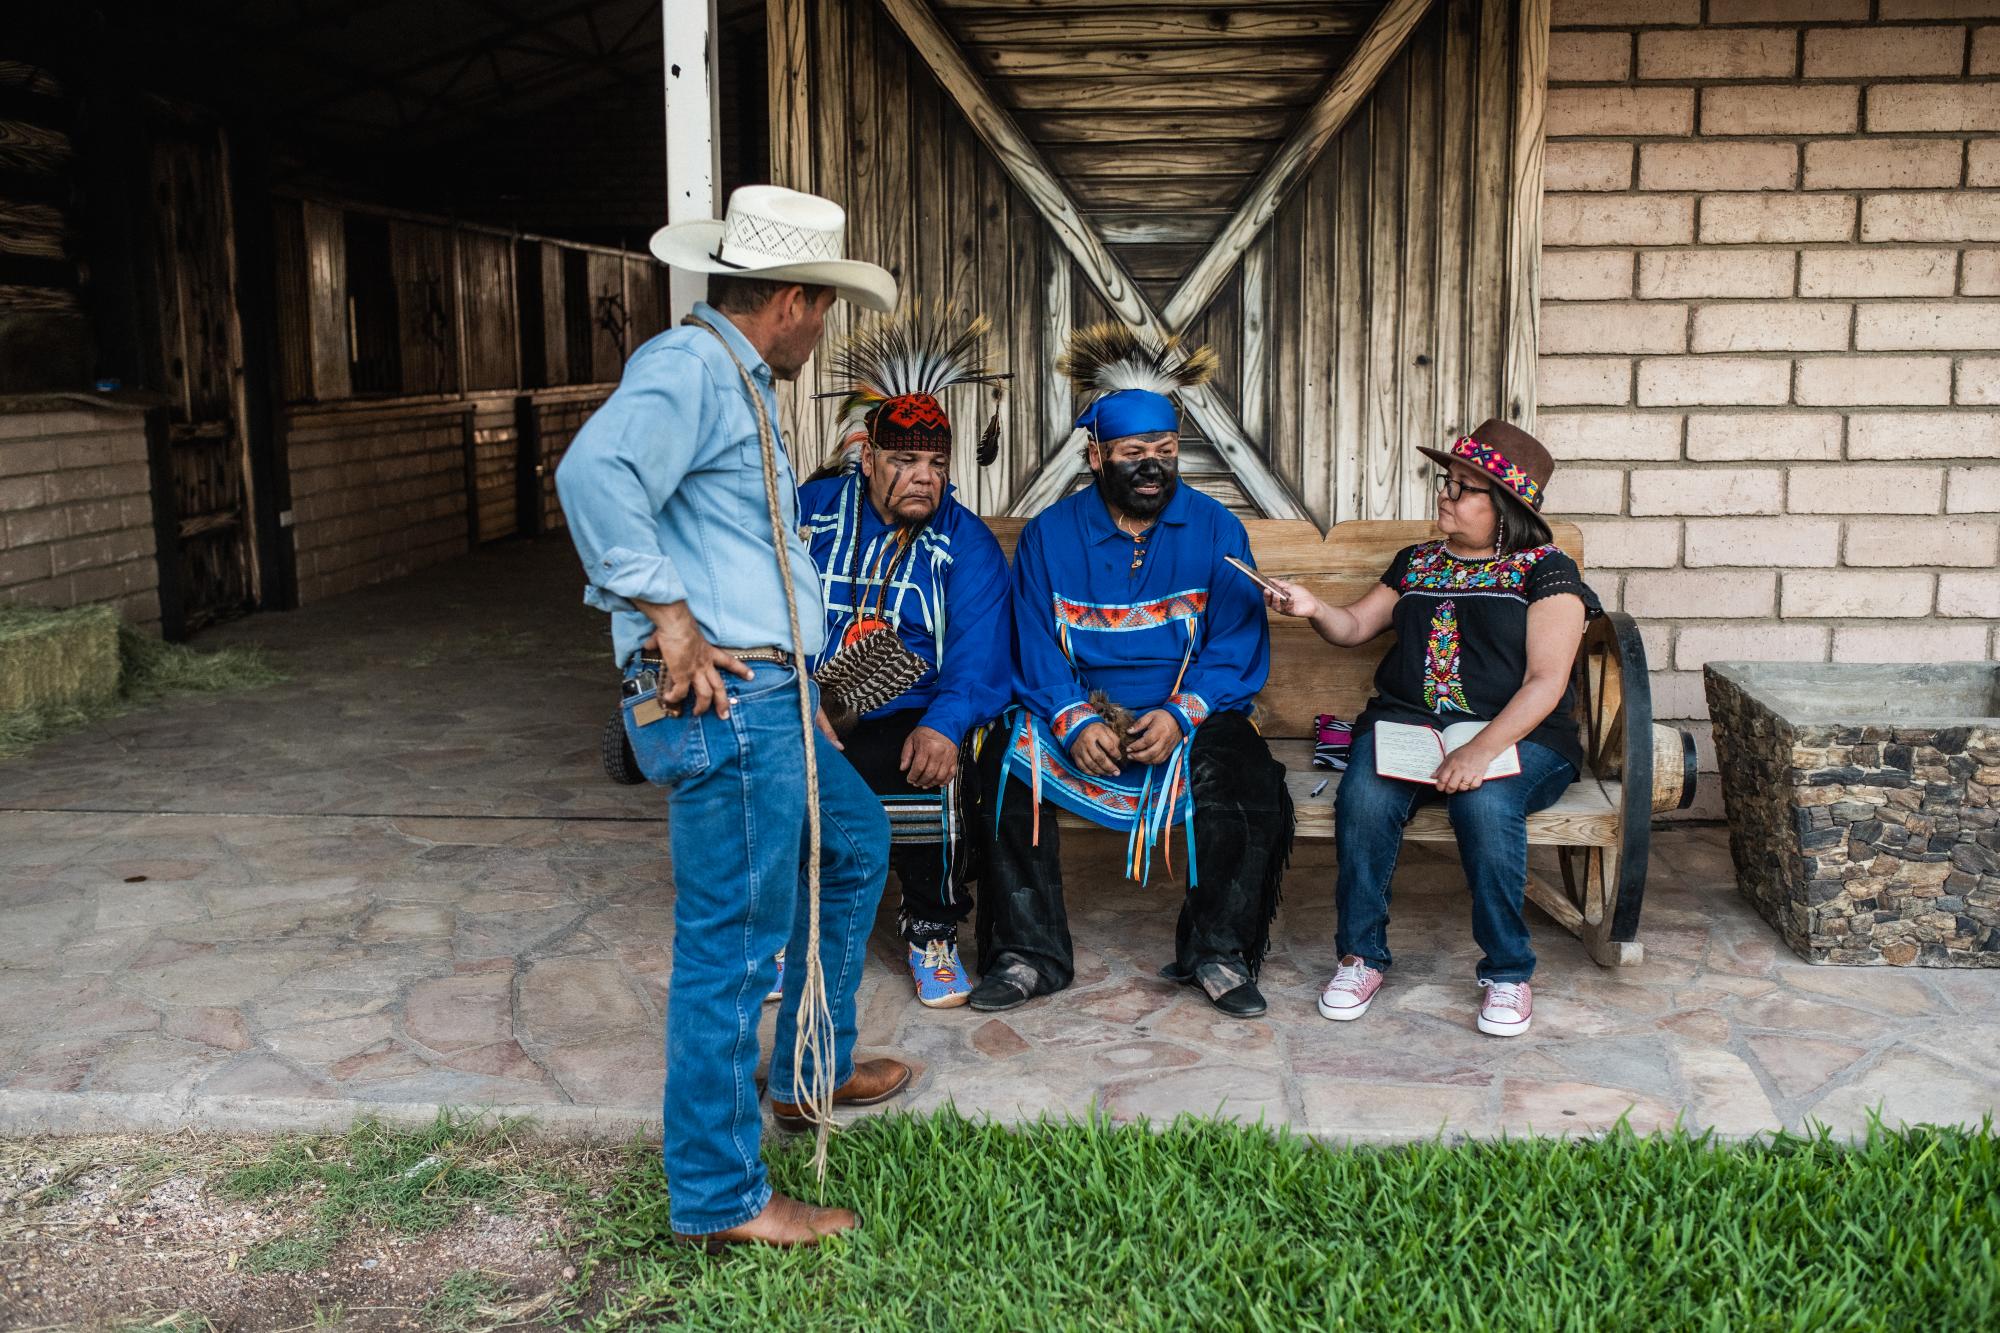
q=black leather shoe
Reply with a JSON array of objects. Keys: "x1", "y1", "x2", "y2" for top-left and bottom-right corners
[
  {"x1": 968, "y1": 959, "x2": 1045, "y2": 1013},
  {"x1": 1166, "y1": 960, "x2": 1269, "y2": 1019},
  {"x1": 1206, "y1": 979, "x2": 1268, "y2": 1018},
  {"x1": 968, "y1": 975, "x2": 1033, "y2": 1012}
]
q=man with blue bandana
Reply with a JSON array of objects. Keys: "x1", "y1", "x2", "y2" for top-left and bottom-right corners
[{"x1": 967, "y1": 326, "x2": 1295, "y2": 1019}]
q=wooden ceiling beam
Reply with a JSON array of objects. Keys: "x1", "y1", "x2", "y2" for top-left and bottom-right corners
[
  {"x1": 467, "y1": 0, "x2": 607, "y2": 70},
  {"x1": 404, "y1": 46, "x2": 497, "y2": 129},
  {"x1": 1049, "y1": 143, "x2": 1272, "y2": 178},
  {"x1": 932, "y1": 0, "x2": 1379, "y2": 10},
  {"x1": 875, "y1": 0, "x2": 1150, "y2": 334},
  {"x1": 283, "y1": 0, "x2": 625, "y2": 118},
  {"x1": 998, "y1": 74, "x2": 1326, "y2": 111},
  {"x1": 874, "y1": 0, "x2": 1307, "y2": 521},
  {"x1": 607, "y1": 2, "x2": 661, "y2": 56},
  {"x1": 1161, "y1": 0, "x2": 1436, "y2": 333},
  {"x1": 973, "y1": 45, "x2": 1341, "y2": 78},
  {"x1": 951, "y1": 7, "x2": 1370, "y2": 45},
  {"x1": 1021, "y1": 109, "x2": 1296, "y2": 144}
]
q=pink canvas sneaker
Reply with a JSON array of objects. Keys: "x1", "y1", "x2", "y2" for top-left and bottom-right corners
[
  {"x1": 1477, "y1": 979, "x2": 1533, "y2": 1036},
  {"x1": 1317, "y1": 956, "x2": 1384, "y2": 1021}
]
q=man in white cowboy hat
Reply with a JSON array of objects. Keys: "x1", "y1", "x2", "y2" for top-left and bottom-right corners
[{"x1": 555, "y1": 185, "x2": 910, "y2": 1249}]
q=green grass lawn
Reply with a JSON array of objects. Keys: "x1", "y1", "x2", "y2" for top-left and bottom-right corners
[
  {"x1": 575, "y1": 1112, "x2": 1995, "y2": 1332},
  {"x1": 212, "y1": 1110, "x2": 1999, "y2": 1332}
]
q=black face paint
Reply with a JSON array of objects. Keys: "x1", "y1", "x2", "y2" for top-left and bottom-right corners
[{"x1": 1097, "y1": 454, "x2": 1179, "y2": 518}]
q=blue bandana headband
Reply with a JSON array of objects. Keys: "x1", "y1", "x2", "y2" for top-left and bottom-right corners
[{"x1": 1076, "y1": 388, "x2": 1178, "y2": 443}]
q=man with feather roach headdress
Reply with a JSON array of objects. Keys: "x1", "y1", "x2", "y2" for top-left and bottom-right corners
[
  {"x1": 967, "y1": 324, "x2": 1294, "y2": 1020},
  {"x1": 796, "y1": 312, "x2": 1014, "y2": 1009}
]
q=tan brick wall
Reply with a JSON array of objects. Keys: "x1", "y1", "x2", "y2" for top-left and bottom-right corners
[
  {"x1": 0, "y1": 406, "x2": 162, "y2": 628},
  {"x1": 1542, "y1": 4, "x2": 2000, "y2": 816}
]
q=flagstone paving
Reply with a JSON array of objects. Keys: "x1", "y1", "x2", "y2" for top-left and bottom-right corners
[{"x1": 2, "y1": 539, "x2": 1995, "y2": 1141}]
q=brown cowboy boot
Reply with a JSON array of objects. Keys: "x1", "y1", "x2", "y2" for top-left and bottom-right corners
[
  {"x1": 682, "y1": 1192, "x2": 859, "y2": 1252},
  {"x1": 769, "y1": 1058, "x2": 913, "y2": 1133}
]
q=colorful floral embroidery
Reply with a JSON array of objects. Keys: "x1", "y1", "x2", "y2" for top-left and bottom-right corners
[
  {"x1": 1448, "y1": 436, "x2": 1542, "y2": 508},
  {"x1": 1053, "y1": 589, "x2": 1207, "y2": 632},
  {"x1": 1400, "y1": 540, "x2": 1559, "y2": 595},
  {"x1": 1422, "y1": 600, "x2": 1473, "y2": 714}
]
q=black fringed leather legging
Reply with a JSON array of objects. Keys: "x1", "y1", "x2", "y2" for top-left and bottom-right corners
[{"x1": 970, "y1": 710, "x2": 1295, "y2": 993}]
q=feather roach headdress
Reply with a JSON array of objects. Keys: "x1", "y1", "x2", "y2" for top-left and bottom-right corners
[
  {"x1": 1058, "y1": 323, "x2": 1216, "y2": 401},
  {"x1": 815, "y1": 310, "x2": 1011, "y2": 471},
  {"x1": 1058, "y1": 323, "x2": 1216, "y2": 444}
]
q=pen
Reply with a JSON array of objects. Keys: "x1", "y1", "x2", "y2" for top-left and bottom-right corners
[{"x1": 1310, "y1": 778, "x2": 1329, "y2": 798}]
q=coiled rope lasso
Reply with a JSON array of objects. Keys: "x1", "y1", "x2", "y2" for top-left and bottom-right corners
[{"x1": 687, "y1": 314, "x2": 837, "y2": 1179}]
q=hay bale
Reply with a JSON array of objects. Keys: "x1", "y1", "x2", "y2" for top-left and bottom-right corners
[{"x1": 0, "y1": 604, "x2": 122, "y2": 713}]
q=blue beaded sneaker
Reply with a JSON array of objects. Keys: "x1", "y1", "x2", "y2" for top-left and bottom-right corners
[
  {"x1": 908, "y1": 939, "x2": 973, "y2": 1009},
  {"x1": 765, "y1": 952, "x2": 785, "y2": 1004}
]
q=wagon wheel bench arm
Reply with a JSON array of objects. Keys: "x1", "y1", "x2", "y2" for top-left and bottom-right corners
[{"x1": 1569, "y1": 610, "x2": 1699, "y2": 957}]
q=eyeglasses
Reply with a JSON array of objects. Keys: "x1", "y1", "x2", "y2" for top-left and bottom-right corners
[{"x1": 1433, "y1": 471, "x2": 1494, "y2": 501}]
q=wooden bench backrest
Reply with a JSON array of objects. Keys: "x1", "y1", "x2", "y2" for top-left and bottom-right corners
[{"x1": 982, "y1": 517, "x2": 1586, "y2": 740}]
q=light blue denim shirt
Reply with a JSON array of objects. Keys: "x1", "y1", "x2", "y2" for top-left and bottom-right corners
[{"x1": 554, "y1": 302, "x2": 826, "y2": 666}]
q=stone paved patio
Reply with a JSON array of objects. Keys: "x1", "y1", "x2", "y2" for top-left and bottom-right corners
[{"x1": 2, "y1": 540, "x2": 1995, "y2": 1141}]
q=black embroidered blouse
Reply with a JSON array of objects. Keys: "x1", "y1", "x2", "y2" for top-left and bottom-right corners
[{"x1": 1355, "y1": 540, "x2": 1603, "y2": 774}]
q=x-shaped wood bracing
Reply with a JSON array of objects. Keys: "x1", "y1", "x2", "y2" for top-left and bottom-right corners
[{"x1": 876, "y1": 0, "x2": 1438, "y2": 522}]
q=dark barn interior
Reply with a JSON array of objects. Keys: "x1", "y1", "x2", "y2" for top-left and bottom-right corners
[{"x1": 3, "y1": 0, "x2": 768, "y2": 637}]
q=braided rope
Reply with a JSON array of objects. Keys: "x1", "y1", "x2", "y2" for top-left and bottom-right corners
[{"x1": 686, "y1": 316, "x2": 837, "y2": 1179}]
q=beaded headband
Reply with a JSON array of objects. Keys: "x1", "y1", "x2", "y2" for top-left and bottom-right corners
[
  {"x1": 867, "y1": 393, "x2": 953, "y2": 453},
  {"x1": 1446, "y1": 435, "x2": 1543, "y2": 510}
]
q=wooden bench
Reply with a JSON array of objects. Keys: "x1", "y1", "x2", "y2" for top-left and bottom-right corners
[{"x1": 986, "y1": 517, "x2": 1697, "y2": 967}]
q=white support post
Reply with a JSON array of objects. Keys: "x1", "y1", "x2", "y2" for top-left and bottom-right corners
[{"x1": 664, "y1": 0, "x2": 723, "y2": 323}]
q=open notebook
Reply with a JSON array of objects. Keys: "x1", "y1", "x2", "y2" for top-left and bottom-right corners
[{"x1": 1374, "y1": 719, "x2": 1522, "y2": 784}]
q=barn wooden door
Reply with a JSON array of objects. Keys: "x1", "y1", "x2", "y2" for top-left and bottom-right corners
[
  {"x1": 146, "y1": 114, "x2": 259, "y2": 632},
  {"x1": 768, "y1": 0, "x2": 1546, "y2": 529}
]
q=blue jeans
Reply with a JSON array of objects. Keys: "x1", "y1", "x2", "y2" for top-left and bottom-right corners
[
  {"x1": 649, "y1": 662, "x2": 889, "y2": 1234},
  {"x1": 1333, "y1": 729, "x2": 1577, "y2": 984}
]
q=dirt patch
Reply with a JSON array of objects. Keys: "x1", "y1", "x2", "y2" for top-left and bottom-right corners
[{"x1": 0, "y1": 1134, "x2": 625, "y2": 1331}]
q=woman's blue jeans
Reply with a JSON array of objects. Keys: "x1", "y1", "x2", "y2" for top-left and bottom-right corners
[
  {"x1": 1333, "y1": 729, "x2": 1576, "y2": 984},
  {"x1": 651, "y1": 662, "x2": 889, "y2": 1235}
]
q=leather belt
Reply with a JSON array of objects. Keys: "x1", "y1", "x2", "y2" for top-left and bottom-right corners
[
  {"x1": 727, "y1": 646, "x2": 794, "y2": 668},
  {"x1": 640, "y1": 645, "x2": 793, "y2": 669}
]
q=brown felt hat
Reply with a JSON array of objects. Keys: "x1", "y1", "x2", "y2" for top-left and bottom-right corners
[{"x1": 1415, "y1": 418, "x2": 1555, "y2": 512}]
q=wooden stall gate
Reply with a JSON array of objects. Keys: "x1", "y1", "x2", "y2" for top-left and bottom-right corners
[
  {"x1": 766, "y1": 0, "x2": 1548, "y2": 531},
  {"x1": 268, "y1": 196, "x2": 666, "y2": 604},
  {"x1": 144, "y1": 113, "x2": 260, "y2": 634}
]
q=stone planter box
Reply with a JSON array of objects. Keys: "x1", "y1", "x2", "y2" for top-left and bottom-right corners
[{"x1": 1706, "y1": 662, "x2": 1999, "y2": 967}]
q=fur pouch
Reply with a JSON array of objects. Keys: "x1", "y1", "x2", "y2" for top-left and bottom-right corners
[{"x1": 1088, "y1": 690, "x2": 1140, "y2": 756}]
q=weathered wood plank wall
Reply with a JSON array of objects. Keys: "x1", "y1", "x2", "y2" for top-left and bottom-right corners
[
  {"x1": 779, "y1": 0, "x2": 1053, "y2": 517},
  {"x1": 1263, "y1": 0, "x2": 1534, "y2": 528},
  {"x1": 774, "y1": 0, "x2": 1542, "y2": 529},
  {"x1": 0, "y1": 59, "x2": 90, "y2": 393},
  {"x1": 265, "y1": 194, "x2": 658, "y2": 602}
]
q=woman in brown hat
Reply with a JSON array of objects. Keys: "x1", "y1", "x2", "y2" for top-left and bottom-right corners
[{"x1": 1263, "y1": 419, "x2": 1600, "y2": 1038}]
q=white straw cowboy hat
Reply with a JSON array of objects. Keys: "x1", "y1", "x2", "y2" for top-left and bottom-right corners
[{"x1": 649, "y1": 185, "x2": 898, "y2": 313}]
